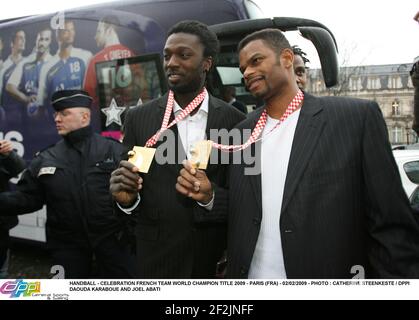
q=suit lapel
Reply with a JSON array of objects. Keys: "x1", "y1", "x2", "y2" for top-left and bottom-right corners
[
  {"x1": 248, "y1": 141, "x2": 263, "y2": 213},
  {"x1": 156, "y1": 92, "x2": 169, "y2": 127},
  {"x1": 205, "y1": 95, "x2": 221, "y2": 139},
  {"x1": 246, "y1": 107, "x2": 265, "y2": 213},
  {"x1": 204, "y1": 96, "x2": 222, "y2": 174},
  {"x1": 281, "y1": 93, "x2": 325, "y2": 215}
]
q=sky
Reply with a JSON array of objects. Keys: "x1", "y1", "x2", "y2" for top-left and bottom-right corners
[
  {"x1": 257, "y1": 0, "x2": 419, "y2": 68},
  {"x1": 0, "y1": 0, "x2": 417, "y2": 68}
]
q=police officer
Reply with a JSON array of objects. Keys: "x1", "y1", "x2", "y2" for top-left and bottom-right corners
[
  {"x1": 0, "y1": 90, "x2": 136, "y2": 279},
  {"x1": 0, "y1": 140, "x2": 26, "y2": 278}
]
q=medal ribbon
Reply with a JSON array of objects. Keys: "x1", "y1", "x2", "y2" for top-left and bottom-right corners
[
  {"x1": 145, "y1": 88, "x2": 207, "y2": 147},
  {"x1": 212, "y1": 90, "x2": 304, "y2": 151}
]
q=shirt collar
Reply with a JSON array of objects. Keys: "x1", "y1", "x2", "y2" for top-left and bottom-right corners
[{"x1": 173, "y1": 89, "x2": 209, "y2": 115}]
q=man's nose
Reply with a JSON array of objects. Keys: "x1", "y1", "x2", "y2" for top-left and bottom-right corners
[
  {"x1": 165, "y1": 56, "x2": 179, "y2": 68},
  {"x1": 243, "y1": 67, "x2": 254, "y2": 83}
]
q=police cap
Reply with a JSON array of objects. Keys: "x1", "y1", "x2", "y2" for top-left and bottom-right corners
[{"x1": 51, "y1": 89, "x2": 93, "y2": 111}]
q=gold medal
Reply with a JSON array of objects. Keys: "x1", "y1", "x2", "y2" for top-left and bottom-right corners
[
  {"x1": 190, "y1": 140, "x2": 213, "y2": 170},
  {"x1": 127, "y1": 146, "x2": 156, "y2": 173}
]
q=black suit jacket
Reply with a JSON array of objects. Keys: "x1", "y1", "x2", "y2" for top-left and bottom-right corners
[
  {"x1": 122, "y1": 92, "x2": 245, "y2": 278},
  {"x1": 232, "y1": 100, "x2": 247, "y2": 114},
  {"x1": 222, "y1": 93, "x2": 419, "y2": 278}
]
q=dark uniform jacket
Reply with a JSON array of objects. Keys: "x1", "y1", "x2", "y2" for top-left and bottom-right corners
[
  {"x1": 0, "y1": 126, "x2": 124, "y2": 249},
  {"x1": 121, "y1": 93, "x2": 245, "y2": 278},
  {"x1": 0, "y1": 150, "x2": 26, "y2": 231}
]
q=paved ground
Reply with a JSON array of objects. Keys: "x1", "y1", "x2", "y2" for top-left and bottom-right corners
[{"x1": 7, "y1": 241, "x2": 52, "y2": 279}]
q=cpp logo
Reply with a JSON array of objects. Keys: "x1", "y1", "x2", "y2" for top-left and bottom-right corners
[{"x1": 0, "y1": 280, "x2": 41, "y2": 298}]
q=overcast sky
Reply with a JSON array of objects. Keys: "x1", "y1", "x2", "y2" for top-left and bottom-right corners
[
  {"x1": 258, "y1": 0, "x2": 419, "y2": 68},
  {"x1": 0, "y1": 0, "x2": 417, "y2": 68}
]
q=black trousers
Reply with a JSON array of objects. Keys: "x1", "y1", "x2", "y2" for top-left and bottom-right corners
[
  {"x1": 49, "y1": 235, "x2": 137, "y2": 279},
  {"x1": 0, "y1": 229, "x2": 10, "y2": 267},
  {"x1": 0, "y1": 229, "x2": 11, "y2": 278}
]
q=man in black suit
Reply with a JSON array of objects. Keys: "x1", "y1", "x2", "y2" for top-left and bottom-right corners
[
  {"x1": 221, "y1": 86, "x2": 247, "y2": 114},
  {"x1": 292, "y1": 45, "x2": 309, "y2": 91},
  {"x1": 109, "y1": 21, "x2": 245, "y2": 278},
  {"x1": 177, "y1": 28, "x2": 419, "y2": 278}
]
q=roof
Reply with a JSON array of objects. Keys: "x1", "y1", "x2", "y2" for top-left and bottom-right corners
[{"x1": 393, "y1": 149, "x2": 419, "y2": 162}]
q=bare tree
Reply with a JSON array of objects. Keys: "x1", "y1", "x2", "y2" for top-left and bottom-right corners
[
  {"x1": 308, "y1": 43, "x2": 368, "y2": 96},
  {"x1": 327, "y1": 43, "x2": 367, "y2": 96}
]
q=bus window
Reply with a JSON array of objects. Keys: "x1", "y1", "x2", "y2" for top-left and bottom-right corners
[
  {"x1": 96, "y1": 53, "x2": 167, "y2": 140},
  {"x1": 216, "y1": 66, "x2": 243, "y2": 86}
]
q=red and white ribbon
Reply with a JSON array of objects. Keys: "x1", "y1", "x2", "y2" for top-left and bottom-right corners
[
  {"x1": 145, "y1": 88, "x2": 207, "y2": 147},
  {"x1": 145, "y1": 88, "x2": 303, "y2": 153},
  {"x1": 212, "y1": 90, "x2": 304, "y2": 151}
]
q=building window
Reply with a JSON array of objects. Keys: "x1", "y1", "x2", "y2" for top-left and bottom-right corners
[
  {"x1": 392, "y1": 126, "x2": 402, "y2": 143},
  {"x1": 379, "y1": 75, "x2": 389, "y2": 89},
  {"x1": 349, "y1": 77, "x2": 361, "y2": 91},
  {"x1": 390, "y1": 75, "x2": 403, "y2": 89},
  {"x1": 392, "y1": 100, "x2": 401, "y2": 116},
  {"x1": 368, "y1": 77, "x2": 381, "y2": 90}
]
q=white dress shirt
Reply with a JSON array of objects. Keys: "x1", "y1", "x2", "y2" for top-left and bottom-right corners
[
  {"x1": 173, "y1": 92, "x2": 209, "y2": 158},
  {"x1": 119, "y1": 93, "x2": 212, "y2": 213},
  {"x1": 248, "y1": 108, "x2": 301, "y2": 279}
]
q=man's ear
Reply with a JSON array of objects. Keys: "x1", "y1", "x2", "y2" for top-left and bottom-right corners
[
  {"x1": 82, "y1": 109, "x2": 91, "y2": 123},
  {"x1": 280, "y1": 48, "x2": 294, "y2": 69},
  {"x1": 203, "y1": 56, "x2": 213, "y2": 73}
]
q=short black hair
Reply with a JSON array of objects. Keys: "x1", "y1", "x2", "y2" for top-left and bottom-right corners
[
  {"x1": 238, "y1": 28, "x2": 291, "y2": 55},
  {"x1": 222, "y1": 85, "x2": 236, "y2": 97},
  {"x1": 38, "y1": 26, "x2": 52, "y2": 36},
  {"x1": 101, "y1": 15, "x2": 120, "y2": 26},
  {"x1": 167, "y1": 20, "x2": 219, "y2": 60},
  {"x1": 292, "y1": 45, "x2": 310, "y2": 65},
  {"x1": 100, "y1": 15, "x2": 120, "y2": 33},
  {"x1": 12, "y1": 29, "x2": 25, "y2": 43},
  {"x1": 56, "y1": 20, "x2": 75, "y2": 39}
]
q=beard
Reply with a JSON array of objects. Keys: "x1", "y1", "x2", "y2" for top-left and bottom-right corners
[{"x1": 168, "y1": 76, "x2": 204, "y2": 94}]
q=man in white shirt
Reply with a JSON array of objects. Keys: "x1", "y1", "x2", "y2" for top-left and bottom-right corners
[
  {"x1": 109, "y1": 20, "x2": 245, "y2": 278},
  {"x1": 177, "y1": 28, "x2": 419, "y2": 279}
]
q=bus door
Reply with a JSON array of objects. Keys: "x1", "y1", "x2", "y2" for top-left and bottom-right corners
[{"x1": 208, "y1": 17, "x2": 339, "y2": 108}]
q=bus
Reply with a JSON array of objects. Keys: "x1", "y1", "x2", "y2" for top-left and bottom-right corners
[{"x1": 0, "y1": 0, "x2": 338, "y2": 243}]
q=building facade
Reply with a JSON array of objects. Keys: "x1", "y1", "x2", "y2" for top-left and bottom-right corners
[{"x1": 308, "y1": 63, "x2": 416, "y2": 145}]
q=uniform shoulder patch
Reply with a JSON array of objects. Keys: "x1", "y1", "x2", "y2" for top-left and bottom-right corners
[{"x1": 35, "y1": 142, "x2": 58, "y2": 157}]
